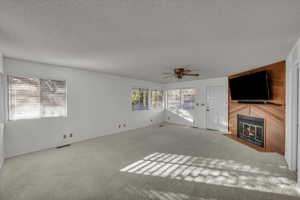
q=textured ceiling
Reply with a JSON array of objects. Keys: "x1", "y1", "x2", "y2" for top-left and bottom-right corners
[{"x1": 0, "y1": 0, "x2": 300, "y2": 83}]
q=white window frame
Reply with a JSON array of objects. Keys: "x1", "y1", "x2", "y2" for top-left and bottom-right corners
[
  {"x1": 166, "y1": 89, "x2": 181, "y2": 110},
  {"x1": 131, "y1": 88, "x2": 150, "y2": 111},
  {"x1": 181, "y1": 88, "x2": 196, "y2": 110},
  {"x1": 150, "y1": 89, "x2": 164, "y2": 110},
  {"x1": 166, "y1": 88, "x2": 196, "y2": 110}
]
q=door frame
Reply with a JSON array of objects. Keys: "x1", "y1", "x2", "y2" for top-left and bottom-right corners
[
  {"x1": 286, "y1": 41, "x2": 300, "y2": 188},
  {"x1": 286, "y1": 59, "x2": 299, "y2": 172}
]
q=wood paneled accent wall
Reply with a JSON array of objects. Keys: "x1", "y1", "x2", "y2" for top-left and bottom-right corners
[{"x1": 228, "y1": 61, "x2": 286, "y2": 155}]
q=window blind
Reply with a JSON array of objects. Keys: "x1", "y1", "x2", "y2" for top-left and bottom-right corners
[
  {"x1": 9, "y1": 76, "x2": 41, "y2": 120},
  {"x1": 40, "y1": 79, "x2": 67, "y2": 117},
  {"x1": 8, "y1": 76, "x2": 66, "y2": 120}
]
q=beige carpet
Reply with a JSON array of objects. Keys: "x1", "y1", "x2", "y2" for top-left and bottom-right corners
[{"x1": 0, "y1": 124, "x2": 299, "y2": 200}]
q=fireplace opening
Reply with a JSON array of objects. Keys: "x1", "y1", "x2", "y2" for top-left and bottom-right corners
[{"x1": 237, "y1": 115, "x2": 265, "y2": 147}]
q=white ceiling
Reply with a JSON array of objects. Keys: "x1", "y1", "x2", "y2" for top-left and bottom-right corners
[{"x1": 0, "y1": 0, "x2": 300, "y2": 83}]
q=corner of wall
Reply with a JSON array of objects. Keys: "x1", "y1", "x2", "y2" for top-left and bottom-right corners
[{"x1": 0, "y1": 53, "x2": 3, "y2": 169}]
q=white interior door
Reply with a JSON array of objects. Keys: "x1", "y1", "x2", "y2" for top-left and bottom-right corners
[{"x1": 206, "y1": 86, "x2": 228, "y2": 132}]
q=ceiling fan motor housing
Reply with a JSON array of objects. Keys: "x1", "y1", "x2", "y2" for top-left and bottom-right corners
[{"x1": 174, "y1": 68, "x2": 184, "y2": 78}]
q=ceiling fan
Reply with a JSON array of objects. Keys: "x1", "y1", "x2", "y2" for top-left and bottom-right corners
[{"x1": 163, "y1": 66, "x2": 200, "y2": 80}]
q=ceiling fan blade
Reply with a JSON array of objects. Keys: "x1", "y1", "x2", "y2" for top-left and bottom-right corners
[
  {"x1": 183, "y1": 69, "x2": 192, "y2": 73},
  {"x1": 188, "y1": 69, "x2": 201, "y2": 72},
  {"x1": 183, "y1": 74, "x2": 199, "y2": 76}
]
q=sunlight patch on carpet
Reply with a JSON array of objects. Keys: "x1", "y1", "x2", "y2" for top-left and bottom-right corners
[{"x1": 120, "y1": 152, "x2": 299, "y2": 196}]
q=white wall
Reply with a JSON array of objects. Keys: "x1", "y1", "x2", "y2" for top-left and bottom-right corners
[
  {"x1": 0, "y1": 53, "x2": 3, "y2": 74},
  {"x1": 0, "y1": 53, "x2": 4, "y2": 168},
  {"x1": 3, "y1": 58, "x2": 164, "y2": 158},
  {"x1": 0, "y1": 123, "x2": 3, "y2": 168},
  {"x1": 164, "y1": 77, "x2": 228, "y2": 131}
]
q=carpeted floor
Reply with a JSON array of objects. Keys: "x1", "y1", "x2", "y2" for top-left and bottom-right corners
[{"x1": 0, "y1": 124, "x2": 299, "y2": 200}]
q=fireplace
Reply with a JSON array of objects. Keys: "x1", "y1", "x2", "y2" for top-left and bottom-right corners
[{"x1": 237, "y1": 115, "x2": 265, "y2": 147}]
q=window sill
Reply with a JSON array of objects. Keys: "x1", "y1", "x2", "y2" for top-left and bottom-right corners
[{"x1": 7, "y1": 116, "x2": 68, "y2": 122}]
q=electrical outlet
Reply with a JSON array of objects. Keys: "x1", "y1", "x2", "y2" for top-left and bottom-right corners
[
  {"x1": 150, "y1": 119, "x2": 153, "y2": 123},
  {"x1": 63, "y1": 135, "x2": 67, "y2": 139},
  {"x1": 123, "y1": 123, "x2": 126, "y2": 127},
  {"x1": 118, "y1": 124, "x2": 121, "y2": 128},
  {"x1": 69, "y1": 133, "x2": 73, "y2": 138}
]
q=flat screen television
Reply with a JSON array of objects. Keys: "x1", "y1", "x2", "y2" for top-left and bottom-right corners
[{"x1": 229, "y1": 71, "x2": 271, "y2": 101}]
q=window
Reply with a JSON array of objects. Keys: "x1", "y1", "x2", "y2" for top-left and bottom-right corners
[
  {"x1": 131, "y1": 88, "x2": 149, "y2": 111},
  {"x1": 151, "y1": 90, "x2": 163, "y2": 109},
  {"x1": 167, "y1": 89, "x2": 195, "y2": 110},
  {"x1": 40, "y1": 79, "x2": 67, "y2": 117},
  {"x1": 181, "y1": 89, "x2": 196, "y2": 109},
  {"x1": 8, "y1": 76, "x2": 67, "y2": 120},
  {"x1": 167, "y1": 89, "x2": 181, "y2": 110}
]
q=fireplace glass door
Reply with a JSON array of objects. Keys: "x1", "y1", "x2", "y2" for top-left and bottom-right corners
[{"x1": 237, "y1": 115, "x2": 264, "y2": 147}]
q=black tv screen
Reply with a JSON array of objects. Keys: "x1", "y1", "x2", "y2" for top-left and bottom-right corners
[{"x1": 229, "y1": 71, "x2": 271, "y2": 101}]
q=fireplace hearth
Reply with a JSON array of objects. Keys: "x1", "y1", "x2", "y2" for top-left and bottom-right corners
[{"x1": 237, "y1": 115, "x2": 264, "y2": 147}]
